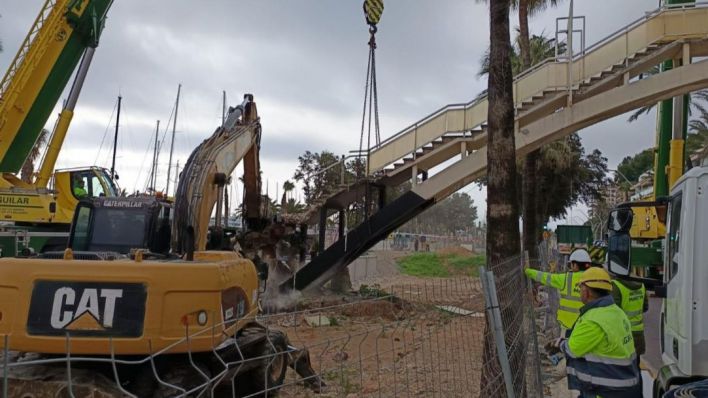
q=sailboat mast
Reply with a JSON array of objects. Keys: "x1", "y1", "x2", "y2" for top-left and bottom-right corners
[
  {"x1": 165, "y1": 83, "x2": 181, "y2": 196},
  {"x1": 175, "y1": 160, "x2": 180, "y2": 192},
  {"x1": 150, "y1": 120, "x2": 160, "y2": 192},
  {"x1": 222, "y1": 90, "x2": 227, "y2": 127},
  {"x1": 110, "y1": 95, "x2": 122, "y2": 179}
]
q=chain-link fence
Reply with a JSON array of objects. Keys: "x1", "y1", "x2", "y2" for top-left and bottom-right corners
[
  {"x1": 0, "y1": 257, "x2": 545, "y2": 398},
  {"x1": 479, "y1": 255, "x2": 544, "y2": 398}
]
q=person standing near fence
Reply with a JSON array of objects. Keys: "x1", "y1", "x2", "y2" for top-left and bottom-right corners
[
  {"x1": 556, "y1": 267, "x2": 641, "y2": 397},
  {"x1": 524, "y1": 248, "x2": 594, "y2": 336}
]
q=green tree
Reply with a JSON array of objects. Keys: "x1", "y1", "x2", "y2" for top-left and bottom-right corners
[
  {"x1": 533, "y1": 135, "x2": 609, "y2": 223},
  {"x1": 401, "y1": 192, "x2": 478, "y2": 234},
  {"x1": 292, "y1": 150, "x2": 364, "y2": 292},
  {"x1": 293, "y1": 150, "x2": 347, "y2": 205},
  {"x1": 618, "y1": 103, "x2": 708, "y2": 189},
  {"x1": 617, "y1": 149, "x2": 654, "y2": 184}
]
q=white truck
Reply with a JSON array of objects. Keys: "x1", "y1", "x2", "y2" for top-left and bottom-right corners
[{"x1": 607, "y1": 165, "x2": 708, "y2": 397}]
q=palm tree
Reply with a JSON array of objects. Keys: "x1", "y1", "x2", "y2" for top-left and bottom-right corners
[
  {"x1": 281, "y1": 180, "x2": 295, "y2": 206},
  {"x1": 20, "y1": 128, "x2": 49, "y2": 183},
  {"x1": 282, "y1": 198, "x2": 306, "y2": 214},
  {"x1": 627, "y1": 68, "x2": 708, "y2": 122},
  {"x1": 475, "y1": 0, "x2": 563, "y2": 66},
  {"x1": 686, "y1": 105, "x2": 708, "y2": 163},
  {"x1": 477, "y1": 0, "x2": 564, "y2": 259},
  {"x1": 481, "y1": 0, "x2": 522, "y2": 396},
  {"x1": 480, "y1": 31, "x2": 563, "y2": 257},
  {"x1": 479, "y1": 32, "x2": 561, "y2": 76}
]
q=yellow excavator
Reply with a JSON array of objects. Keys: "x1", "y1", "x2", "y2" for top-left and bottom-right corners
[
  {"x1": 0, "y1": 0, "x2": 120, "y2": 256},
  {"x1": 0, "y1": 95, "x2": 321, "y2": 396}
]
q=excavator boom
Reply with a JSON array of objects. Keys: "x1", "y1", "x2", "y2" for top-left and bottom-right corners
[{"x1": 173, "y1": 94, "x2": 262, "y2": 253}]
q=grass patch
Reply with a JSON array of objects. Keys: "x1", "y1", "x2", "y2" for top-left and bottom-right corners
[
  {"x1": 446, "y1": 254, "x2": 486, "y2": 276},
  {"x1": 397, "y1": 252, "x2": 485, "y2": 277},
  {"x1": 397, "y1": 253, "x2": 449, "y2": 277}
]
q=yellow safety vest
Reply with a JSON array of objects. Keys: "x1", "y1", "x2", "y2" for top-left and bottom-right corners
[
  {"x1": 524, "y1": 269, "x2": 584, "y2": 329},
  {"x1": 612, "y1": 280, "x2": 645, "y2": 332},
  {"x1": 561, "y1": 295, "x2": 640, "y2": 394}
]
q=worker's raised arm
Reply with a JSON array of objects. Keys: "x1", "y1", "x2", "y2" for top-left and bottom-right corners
[{"x1": 524, "y1": 268, "x2": 567, "y2": 290}]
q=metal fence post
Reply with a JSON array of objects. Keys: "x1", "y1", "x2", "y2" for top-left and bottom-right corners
[
  {"x1": 480, "y1": 267, "x2": 516, "y2": 398},
  {"x1": 525, "y1": 273, "x2": 545, "y2": 398}
]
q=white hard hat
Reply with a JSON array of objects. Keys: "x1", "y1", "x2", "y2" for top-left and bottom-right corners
[{"x1": 569, "y1": 249, "x2": 592, "y2": 264}]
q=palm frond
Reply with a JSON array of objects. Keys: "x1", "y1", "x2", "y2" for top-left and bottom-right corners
[{"x1": 628, "y1": 105, "x2": 654, "y2": 122}]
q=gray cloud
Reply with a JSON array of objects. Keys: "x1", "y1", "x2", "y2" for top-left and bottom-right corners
[{"x1": 0, "y1": 0, "x2": 672, "y2": 217}]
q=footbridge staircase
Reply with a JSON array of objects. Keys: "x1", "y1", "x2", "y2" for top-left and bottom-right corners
[{"x1": 281, "y1": 3, "x2": 708, "y2": 291}]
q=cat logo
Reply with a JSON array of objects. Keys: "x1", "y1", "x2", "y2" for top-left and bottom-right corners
[
  {"x1": 28, "y1": 281, "x2": 146, "y2": 337},
  {"x1": 50, "y1": 287, "x2": 123, "y2": 330}
]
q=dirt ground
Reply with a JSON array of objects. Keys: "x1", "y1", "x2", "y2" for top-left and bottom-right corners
[{"x1": 266, "y1": 249, "x2": 489, "y2": 397}]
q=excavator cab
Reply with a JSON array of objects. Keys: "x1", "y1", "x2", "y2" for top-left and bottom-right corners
[{"x1": 68, "y1": 196, "x2": 172, "y2": 256}]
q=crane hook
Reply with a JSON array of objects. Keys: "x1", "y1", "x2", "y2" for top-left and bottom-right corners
[{"x1": 363, "y1": 0, "x2": 384, "y2": 27}]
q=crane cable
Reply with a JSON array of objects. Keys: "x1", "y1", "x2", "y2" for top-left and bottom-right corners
[
  {"x1": 352, "y1": 0, "x2": 384, "y2": 227},
  {"x1": 358, "y1": 0, "x2": 384, "y2": 170}
]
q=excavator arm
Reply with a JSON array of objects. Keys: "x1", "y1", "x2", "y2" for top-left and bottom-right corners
[{"x1": 173, "y1": 94, "x2": 262, "y2": 253}]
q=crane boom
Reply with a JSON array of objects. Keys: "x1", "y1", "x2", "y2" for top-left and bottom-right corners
[{"x1": 0, "y1": 0, "x2": 113, "y2": 173}]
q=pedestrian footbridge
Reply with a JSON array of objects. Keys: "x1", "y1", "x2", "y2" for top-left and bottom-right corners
[{"x1": 281, "y1": 3, "x2": 708, "y2": 291}]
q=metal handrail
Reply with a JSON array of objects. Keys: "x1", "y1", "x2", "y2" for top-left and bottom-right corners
[
  {"x1": 304, "y1": 154, "x2": 360, "y2": 180},
  {"x1": 369, "y1": 2, "x2": 708, "y2": 156},
  {"x1": 371, "y1": 99, "x2": 478, "y2": 150}
]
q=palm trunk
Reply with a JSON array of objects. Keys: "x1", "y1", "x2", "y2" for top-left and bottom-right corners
[
  {"x1": 518, "y1": 0, "x2": 532, "y2": 70},
  {"x1": 518, "y1": 0, "x2": 540, "y2": 259},
  {"x1": 486, "y1": 1, "x2": 520, "y2": 273},
  {"x1": 481, "y1": 0, "x2": 521, "y2": 396},
  {"x1": 523, "y1": 151, "x2": 539, "y2": 258}
]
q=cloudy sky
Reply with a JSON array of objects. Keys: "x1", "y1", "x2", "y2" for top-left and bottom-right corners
[{"x1": 0, "y1": 0, "x2": 661, "y2": 223}]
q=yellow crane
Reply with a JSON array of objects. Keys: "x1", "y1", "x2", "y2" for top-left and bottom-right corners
[{"x1": 0, "y1": 0, "x2": 119, "y2": 256}]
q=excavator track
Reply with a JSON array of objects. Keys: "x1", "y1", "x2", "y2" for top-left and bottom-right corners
[{"x1": 1, "y1": 323, "x2": 322, "y2": 397}]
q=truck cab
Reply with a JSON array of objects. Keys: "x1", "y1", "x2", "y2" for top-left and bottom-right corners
[{"x1": 607, "y1": 166, "x2": 708, "y2": 395}]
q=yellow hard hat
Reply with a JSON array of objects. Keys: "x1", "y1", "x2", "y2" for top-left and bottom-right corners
[{"x1": 578, "y1": 267, "x2": 613, "y2": 291}]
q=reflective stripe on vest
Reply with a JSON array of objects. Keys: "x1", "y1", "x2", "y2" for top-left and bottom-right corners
[
  {"x1": 566, "y1": 367, "x2": 639, "y2": 388},
  {"x1": 557, "y1": 272, "x2": 583, "y2": 329},
  {"x1": 613, "y1": 281, "x2": 645, "y2": 332}
]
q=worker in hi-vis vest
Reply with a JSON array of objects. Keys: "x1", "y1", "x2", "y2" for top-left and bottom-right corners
[
  {"x1": 525, "y1": 249, "x2": 594, "y2": 336},
  {"x1": 556, "y1": 267, "x2": 641, "y2": 397},
  {"x1": 612, "y1": 279, "x2": 648, "y2": 358}
]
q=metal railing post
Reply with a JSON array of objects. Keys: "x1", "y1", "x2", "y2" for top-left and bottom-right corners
[{"x1": 481, "y1": 268, "x2": 516, "y2": 398}]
